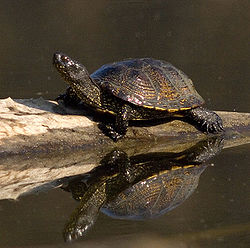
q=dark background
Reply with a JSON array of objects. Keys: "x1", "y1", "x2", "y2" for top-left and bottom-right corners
[{"x1": 0, "y1": 0, "x2": 249, "y2": 112}]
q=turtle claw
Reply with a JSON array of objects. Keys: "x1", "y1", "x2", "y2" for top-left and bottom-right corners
[
  {"x1": 108, "y1": 129, "x2": 124, "y2": 142},
  {"x1": 203, "y1": 114, "x2": 224, "y2": 134},
  {"x1": 205, "y1": 123, "x2": 223, "y2": 134},
  {"x1": 188, "y1": 107, "x2": 224, "y2": 134},
  {"x1": 99, "y1": 123, "x2": 124, "y2": 142},
  {"x1": 218, "y1": 121, "x2": 224, "y2": 132}
]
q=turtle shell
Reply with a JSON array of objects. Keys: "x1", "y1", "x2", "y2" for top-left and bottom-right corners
[
  {"x1": 91, "y1": 58, "x2": 205, "y2": 111},
  {"x1": 101, "y1": 165, "x2": 207, "y2": 220}
]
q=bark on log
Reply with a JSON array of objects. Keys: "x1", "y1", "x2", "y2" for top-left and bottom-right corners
[{"x1": 0, "y1": 97, "x2": 249, "y2": 200}]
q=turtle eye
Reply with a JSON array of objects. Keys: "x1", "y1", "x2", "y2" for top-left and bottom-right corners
[
  {"x1": 61, "y1": 56, "x2": 69, "y2": 63},
  {"x1": 61, "y1": 56, "x2": 75, "y2": 67}
]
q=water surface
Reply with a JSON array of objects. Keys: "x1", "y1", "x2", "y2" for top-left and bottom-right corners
[{"x1": 0, "y1": 143, "x2": 249, "y2": 247}]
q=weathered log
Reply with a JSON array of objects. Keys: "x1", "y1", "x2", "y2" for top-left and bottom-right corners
[
  {"x1": 0, "y1": 97, "x2": 249, "y2": 154},
  {"x1": 0, "y1": 97, "x2": 249, "y2": 200}
]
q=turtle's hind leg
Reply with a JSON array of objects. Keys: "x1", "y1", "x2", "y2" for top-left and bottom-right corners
[{"x1": 185, "y1": 107, "x2": 224, "y2": 134}]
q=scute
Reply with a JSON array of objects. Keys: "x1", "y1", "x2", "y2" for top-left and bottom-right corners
[
  {"x1": 102, "y1": 164, "x2": 206, "y2": 220},
  {"x1": 91, "y1": 58, "x2": 205, "y2": 110}
]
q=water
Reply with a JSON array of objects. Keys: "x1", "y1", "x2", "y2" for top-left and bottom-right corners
[
  {"x1": 0, "y1": 1, "x2": 249, "y2": 247},
  {"x1": 0, "y1": 140, "x2": 249, "y2": 247},
  {"x1": 0, "y1": 1, "x2": 249, "y2": 112}
]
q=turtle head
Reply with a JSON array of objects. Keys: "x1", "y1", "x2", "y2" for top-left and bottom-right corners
[
  {"x1": 53, "y1": 52, "x2": 101, "y2": 108},
  {"x1": 53, "y1": 52, "x2": 85, "y2": 76}
]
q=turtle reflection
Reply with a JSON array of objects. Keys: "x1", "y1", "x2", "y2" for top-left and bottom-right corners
[{"x1": 62, "y1": 136, "x2": 224, "y2": 241}]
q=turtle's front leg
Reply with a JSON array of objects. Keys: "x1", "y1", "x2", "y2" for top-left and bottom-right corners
[
  {"x1": 186, "y1": 107, "x2": 224, "y2": 133},
  {"x1": 103, "y1": 105, "x2": 132, "y2": 141},
  {"x1": 55, "y1": 87, "x2": 81, "y2": 106}
]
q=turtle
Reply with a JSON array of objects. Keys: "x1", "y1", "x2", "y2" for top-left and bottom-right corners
[
  {"x1": 53, "y1": 52, "x2": 224, "y2": 141},
  {"x1": 61, "y1": 136, "x2": 224, "y2": 241}
]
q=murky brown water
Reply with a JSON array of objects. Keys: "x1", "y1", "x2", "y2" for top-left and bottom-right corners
[
  {"x1": 0, "y1": 143, "x2": 249, "y2": 247},
  {"x1": 0, "y1": 0, "x2": 249, "y2": 112},
  {"x1": 0, "y1": 1, "x2": 249, "y2": 247}
]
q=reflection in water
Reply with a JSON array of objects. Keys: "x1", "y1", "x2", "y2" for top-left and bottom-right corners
[{"x1": 61, "y1": 136, "x2": 224, "y2": 241}]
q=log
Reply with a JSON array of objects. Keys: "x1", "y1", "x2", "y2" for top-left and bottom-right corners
[
  {"x1": 0, "y1": 97, "x2": 249, "y2": 200},
  {"x1": 0, "y1": 97, "x2": 249, "y2": 154}
]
